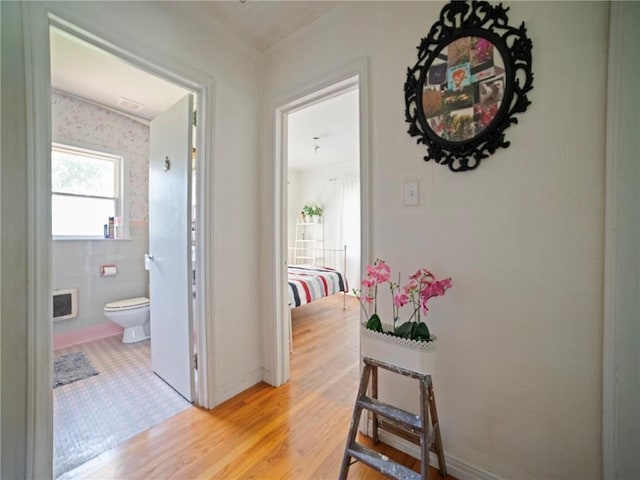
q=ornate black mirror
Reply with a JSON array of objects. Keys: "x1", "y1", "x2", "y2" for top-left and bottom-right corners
[{"x1": 405, "y1": 1, "x2": 533, "y2": 172}]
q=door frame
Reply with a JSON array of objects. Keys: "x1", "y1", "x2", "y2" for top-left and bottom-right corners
[
  {"x1": 270, "y1": 59, "x2": 370, "y2": 385},
  {"x1": 602, "y1": 2, "x2": 640, "y2": 478},
  {"x1": 21, "y1": 3, "x2": 216, "y2": 477}
]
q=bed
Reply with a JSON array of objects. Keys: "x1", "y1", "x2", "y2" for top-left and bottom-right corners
[
  {"x1": 287, "y1": 264, "x2": 347, "y2": 308},
  {"x1": 287, "y1": 246, "x2": 348, "y2": 309},
  {"x1": 287, "y1": 247, "x2": 348, "y2": 351}
]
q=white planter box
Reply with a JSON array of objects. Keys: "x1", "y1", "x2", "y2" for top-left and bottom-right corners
[{"x1": 360, "y1": 323, "x2": 437, "y2": 375}]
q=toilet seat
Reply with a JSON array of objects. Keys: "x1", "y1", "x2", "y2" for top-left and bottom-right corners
[{"x1": 104, "y1": 297, "x2": 149, "y2": 312}]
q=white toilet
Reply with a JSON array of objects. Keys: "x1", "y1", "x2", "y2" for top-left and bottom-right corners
[{"x1": 104, "y1": 297, "x2": 150, "y2": 344}]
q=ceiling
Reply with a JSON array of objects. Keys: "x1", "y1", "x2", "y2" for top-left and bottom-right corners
[
  {"x1": 50, "y1": 27, "x2": 189, "y2": 121},
  {"x1": 287, "y1": 89, "x2": 359, "y2": 172},
  {"x1": 50, "y1": 2, "x2": 357, "y2": 172},
  {"x1": 189, "y1": 1, "x2": 344, "y2": 53}
]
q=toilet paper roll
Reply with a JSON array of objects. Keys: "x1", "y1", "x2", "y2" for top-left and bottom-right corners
[{"x1": 101, "y1": 265, "x2": 117, "y2": 277}]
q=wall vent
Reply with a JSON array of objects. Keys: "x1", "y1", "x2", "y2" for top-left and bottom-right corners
[
  {"x1": 53, "y1": 288, "x2": 78, "y2": 321},
  {"x1": 116, "y1": 97, "x2": 144, "y2": 112}
]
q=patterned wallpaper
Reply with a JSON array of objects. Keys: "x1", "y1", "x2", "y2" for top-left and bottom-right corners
[{"x1": 51, "y1": 91, "x2": 149, "y2": 221}]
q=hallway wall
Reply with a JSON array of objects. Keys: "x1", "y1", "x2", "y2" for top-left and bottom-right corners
[
  {"x1": 261, "y1": 2, "x2": 609, "y2": 478},
  {"x1": 1, "y1": 3, "x2": 30, "y2": 477}
]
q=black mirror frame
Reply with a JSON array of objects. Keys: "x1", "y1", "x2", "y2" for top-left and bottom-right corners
[{"x1": 404, "y1": 1, "x2": 534, "y2": 172}]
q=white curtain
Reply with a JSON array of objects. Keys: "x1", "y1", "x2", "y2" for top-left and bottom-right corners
[{"x1": 336, "y1": 176, "x2": 361, "y2": 292}]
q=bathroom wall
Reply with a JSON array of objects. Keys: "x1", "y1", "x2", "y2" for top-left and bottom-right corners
[{"x1": 52, "y1": 92, "x2": 149, "y2": 344}]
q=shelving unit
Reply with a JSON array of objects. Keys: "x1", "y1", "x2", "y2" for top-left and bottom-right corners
[{"x1": 293, "y1": 221, "x2": 324, "y2": 264}]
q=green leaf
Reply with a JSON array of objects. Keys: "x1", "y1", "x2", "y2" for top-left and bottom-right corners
[
  {"x1": 394, "y1": 321, "x2": 413, "y2": 338},
  {"x1": 412, "y1": 322, "x2": 431, "y2": 341},
  {"x1": 366, "y1": 313, "x2": 383, "y2": 332}
]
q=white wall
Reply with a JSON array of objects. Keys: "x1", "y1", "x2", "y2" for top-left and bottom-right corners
[
  {"x1": 288, "y1": 162, "x2": 358, "y2": 249},
  {"x1": 288, "y1": 162, "x2": 360, "y2": 285},
  {"x1": 1, "y1": 3, "x2": 29, "y2": 477},
  {"x1": 604, "y1": 3, "x2": 640, "y2": 478},
  {"x1": 2, "y1": 1, "x2": 261, "y2": 476},
  {"x1": 262, "y1": 2, "x2": 608, "y2": 478}
]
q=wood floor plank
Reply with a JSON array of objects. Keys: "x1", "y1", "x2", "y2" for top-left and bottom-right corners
[{"x1": 62, "y1": 295, "x2": 455, "y2": 479}]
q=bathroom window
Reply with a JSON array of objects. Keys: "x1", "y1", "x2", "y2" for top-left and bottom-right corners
[{"x1": 52, "y1": 143, "x2": 126, "y2": 238}]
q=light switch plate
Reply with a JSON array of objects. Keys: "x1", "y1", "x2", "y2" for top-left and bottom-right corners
[{"x1": 404, "y1": 181, "x2": 419, "y2": 206}]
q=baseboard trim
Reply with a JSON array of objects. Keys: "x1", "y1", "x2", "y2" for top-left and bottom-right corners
[
  {"x1": 53, "y1": 322, "x2": 123, "y2": 350},
  {"x1": 215, "y1": 368, "x2": 263, "y2": 406},
  {"x1": 370, "y1": 421, "x2": 506, "y2": 480}
]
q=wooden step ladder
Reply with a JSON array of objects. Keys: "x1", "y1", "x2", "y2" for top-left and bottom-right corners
[{"x1": 339, "y1": 356, "x2": 447, "y2": 480}]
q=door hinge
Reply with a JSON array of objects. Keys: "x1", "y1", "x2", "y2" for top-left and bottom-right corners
[
  {"x1": 194, "y1": 352, "x2": 198, "y2": 370},
  {"x1": 193, "y1": 110, "x2": 197, "y2": 127}
]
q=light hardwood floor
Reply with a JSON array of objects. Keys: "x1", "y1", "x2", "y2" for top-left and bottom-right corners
[{"x1": 64, "y1": 295, "x2": 455, "y2": 479}]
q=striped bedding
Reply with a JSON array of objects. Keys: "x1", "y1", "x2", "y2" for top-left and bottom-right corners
[{"x1": 288, "y1": 265, "x2": 347, "y2": 308}]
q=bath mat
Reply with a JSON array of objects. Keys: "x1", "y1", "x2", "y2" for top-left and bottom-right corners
[{"x1": 53, "y1": 352, "x2": 98, "y2": 388}]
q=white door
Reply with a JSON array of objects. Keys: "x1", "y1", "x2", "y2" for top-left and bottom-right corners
[{"x1": 148, "y1": 94, "x2": 195, "y2": 402}]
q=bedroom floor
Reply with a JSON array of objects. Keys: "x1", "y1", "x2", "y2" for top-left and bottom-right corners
[{"x1": 54, "y1": 335, "x2": 192, "y2": 478}]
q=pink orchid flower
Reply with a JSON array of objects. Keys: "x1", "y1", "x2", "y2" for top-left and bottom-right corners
[
  {"x1": 393, "y1": 293, "x2": 409, "y2": 308},
  {"x1": 361, "y1": 278, "x2": 375, "y2": 289},
  {"x1": 355, "y1": 260, "x2": 452, "y2": 330},
  {"x1": 359, "y1": 294, "x2": 375, "y2": 305}
]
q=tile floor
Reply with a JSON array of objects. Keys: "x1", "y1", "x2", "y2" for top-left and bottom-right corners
[{"x1": 54, "y1": 335, "x2": 192, "y2": 478}]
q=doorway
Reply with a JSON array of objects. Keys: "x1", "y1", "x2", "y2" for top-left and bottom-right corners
[
  {"x1": 286, "y1": 87, "x2": 361, "y2": 290},
  {"x1": 285, "y1": 87, "x2": 362, "y2": 366},
  {"x1": 48, "y1": 22, "x2": 202, "y2": 477},
  {"x1": 272, "y1": 64, "x2": 370, "y2": 385}
]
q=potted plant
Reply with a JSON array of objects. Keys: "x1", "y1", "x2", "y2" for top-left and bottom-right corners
[
  {"x1": 302, "y1": 203, "x2": 314, "y2": 223},
  {"x1": 302, "y1": 203, "x2": 323, "y2": 223},
  {"x1": 311, "y1": 204, "x2": 323, "y2": 223},
  {"x1": 355, "y1": 259, "x2": 452, "y2": 374}
]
